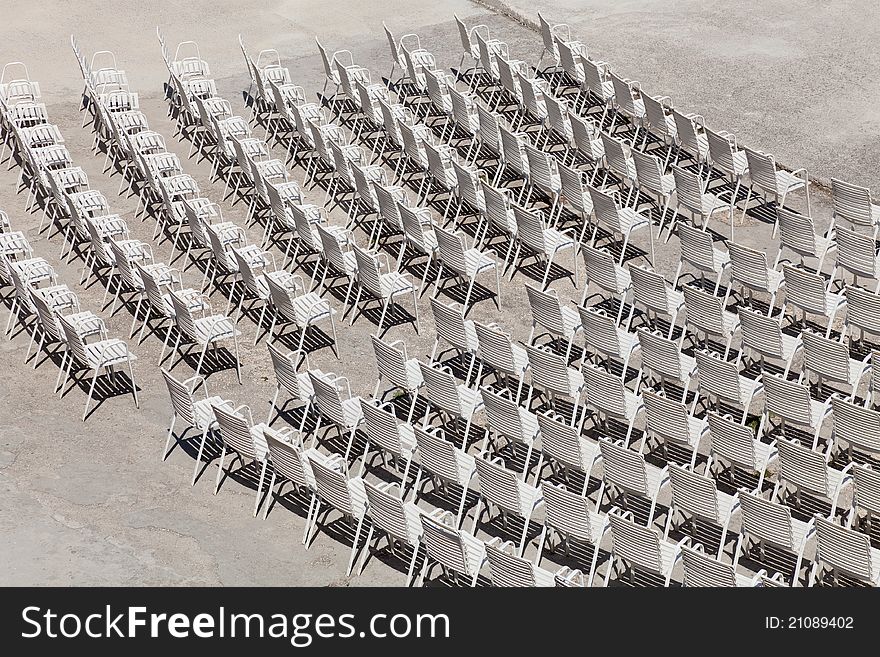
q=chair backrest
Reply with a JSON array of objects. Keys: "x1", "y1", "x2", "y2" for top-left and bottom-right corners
[
  {"x1": 499, "y1": 126, "x2": 527, "y2": 175},
  {"x1": 267, "y1": 342, "x2": 306, "y2": 398},
  {"x1": 476, "y1": 104, "x2": 501, "y2": 154},
  {"x1": 609, "y1": 73, "x2": 638, "y2": 118},
  {"x1": 360, "y1": 399, "x2": 406, "y2": 458},
  {"x1": 782, "y1": 264, "x2": 832, "y2": 317},
  {"x1": 371, "y1": 334, "x2": 412, "y2": 392},
  {"x1": 814, "y1": 515, "x2": 875, "y2": 583},
  {"x1": 672, "y1": 109, "x2": 702, "y2": 158},
  {"x1": 607, "y1": 509, "x2": 664, "y2": 575},
  {"x1": 677, "y1": 223, "x2": 718, "y2": 274},
  {"x1": 544, "y1": 93, "x2": 570, "y2": 140},
  {"x1": 375, "y1": 184, "x2": 405, "y2": 230},
  {"x1": 352, "y1": 244, "x2": 384, "y2": 298},
  {"x1": 578, "y1": 305, "x2": 624, "y2": 360},
  {"x1": 524, "y1": 143, "x2": 556, "y2": 192},
  {"x1": 309, "y1": 456, "x2": 355, "y2": 518},
  {"x1": 671, "y1": 165, "x2": 706, "y2": 218},
  {"x1": 776, "y1": 437, "x2": 830, "y2": 499},
  {"x1": 695, "y1": 349, "x2": 747, "y2": 406},
  {"x1": 264, "y1": 427, "x2": 310, "y2": 489},
  {"x1": 631, "y1": 148, "x2": 665, "y2": 196},
  {"x1": 557, "y1": 160, "x2": 588, "y2": 214},
  {"x1": 569, "y1": 111, "x2": 601, "y2": 163},
  {"x1": 845, "y1": 285, "x2": 880, "y2": 339},
  {"x1": 599, "y1": 132, "x2": 632, "y2": 180},
  {"x1": 668, "y1": 463, "x2": 721, "y2": 523},
  {"x1": 738, "y1": 488, "x2": 796, "y2": 550},
  {"x1": 161, "y1": 367, "x2": 199, "y2": 426},
  {"x1": 705, "y1": 128, "x2": 741, "y2": 176},
  {"x1": 580, "y1": 56, "x2": 610, "y2": 101},
  {"x1": 308, "y1": 370, "x2": 351, "y2": 427},
  {"x1": 538, "y1": 411, "x2": 590, "y2": 473},
  {"x1": 475, "y1": 456, "x2": 523, "y2": 516},
  {"x1": 527, "y1": 344, "x2": 579, "y2": 399},
  {"x1": 452, "y1": 160, "x2": 482, "y2": 211},
  {"x1": 212, "y1": 404, "x2": 259, "y2": 460},
  {"x1": 630, "y1": 266, "x2": 673, "y2": 316},
  {"x1": 831, "y1": 396, "x2": 880, "y2": 457},
  {"x1": 801, "y1": 330, "x2": 854, "y2": 387},
  {"x1": 511, "y1": 204, "x2": 547, "y2": 253},
  {"x1": 419, "y1": 512, "x2": 476, "y2": 579},
  {"x1": 525, "y1": 284, "x2": 567, "y2": 339},
  {"x1": 423, "y1": 140, "x2": 452, "y2": 190},
  {"x1": 417, "y1": 362, "x2": 463, "y2": 417},
  {"x1": 415, "y1": 425, "x2": 467, "y2": 484},
  {"x1": 29, "y1": 288, "x2": 67, "y2": 343},
  {"x1": 517, "y1": 72, "x2": 546, "y2": 120},
  {"x1": 475, "y1": 321, "x2": 522, "y2": 378},
  {"x1": 582, "y1": 244, "x2": 626, "y2": 294},
  {"x1": 454, "y1": 14, "x2": 473, "y2": 56},
  {"x1": 642, "y1": 388, "x2": 694, "y2": 448},
  {"x1": 582, "y1": 361, "x2": 629, "y2": 416},
  {"x1": 763, "y1": 373, "x2": 817, "y2": 430},
  {"x1": 680, "y1": 544, "x2": 741, "y2": 587},
  {"x1": 707, "y1": 411, "x2": 761, "y2": 471},
  {"x1": 642, "y1": 93, "x2": 672, "y2": 139},
  {"x1": 485, "y1": 540, "x2": 542, "y2": 587},
  {"x1": 449, "y1": 86, "x2": 476, "y2": 137},
  {"x1": 728, "y1": 241, "x2": 773, "y2": 293},
  {"x1": 365, "y1": 480, "x2": 417, "y2": 544},
  {"x1": 743, "y1": 148, "x2": 779, "y2": 197},
  {"x1": 738, "y1": 306, "x2": 787, "y2": 361},
  {"x1": 482, "y1": 386, "x2": 533, "y2": 445},
  {"x1": 57, "y1": 314, "x2": 95, "y2": 368},
  {"x1": 542, "y1": 482, "x2": 599, "y2": 544},
  {"x1": 599, "y1": 439, "x2": 649, "y2": 496},
  {"x1": 434, "y1": 225, "x2": 469, "y2": 277},
  {"x1": 399, "y1": 202, "x2": 432, "y2": 251},
  {"x1": 265, "y1": 273, "x2": 304, "y2": 325},
  {"x1": 481, "y1": 183, "x2": 514, "y2": 233},
  {"x1": 852, "y1": 464, "x2": 880, "y2": 520},
  {"x1": 777, "y1": 207, "x2": 819, "y2": 261},
  {"x1": 429, "y1": 298, "x2": 471, "y2": 354},
  {"x1": 836, "y1": 225, "x2": 879, "y2": 280},
  {"x1": 831, "y1": 178, "x2": 875, "y2": 228},
  {"x1": 683, "y1": 284, "x2": 730, "y2": 339},
  {"x1": 637, "y1": 328, "x2": 687, "y2": 383}
]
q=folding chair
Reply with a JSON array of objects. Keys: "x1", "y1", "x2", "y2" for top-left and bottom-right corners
[
  {"x1": 706, "y1": 411, "x2": 778, "y2": 491},
  {"x1": 694, "y1": 349, "x2": 763, "y2": 422},
  {"x1": 679, "y1": 542, "x2": 762, "y2": 587},
  {"x1": 641, "y1": 388, "x2": 709, "y2": 468},
  {"x1": 780, "y1": 264, "x2": 846, "y2": 338},
  {"x1": 597, "y1": 439, "x2": 670, "y2": 528},
  {"x1": 665, "y1": 463, "x2": 741, "y2": 558},
  {"x1": 417, "y1": 510, "x2": 486, "y2": 586},
  {"x1": 537, "y1": 411, "x2": 602, "y2": 495},
  {"x1": 411, "y1": 425, "x2": 477, "y2": 527},
  {"x1": 57, "y1": 314, "x2": 138, "y2": 421},
  {"x1": 210, "y1": 403, "x2": 271, "y2": 515},
  {"x1": 605, "y1": 508, "x2": 683, "y2": 586},
  {"x1": 734, "y1": 489, "x2": 816, "y2": 586},
  {"x1": 303, "y1": 453, "x2": 369, "y2": 576}
]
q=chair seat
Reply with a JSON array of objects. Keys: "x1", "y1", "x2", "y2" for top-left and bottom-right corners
[
  {"x1": 700, "y1": 191, "x2": 729, "y2": 217},
  {"x1": 56, "y1": 310, "x2": 104, "y2": 340},
  {"x1": 403, "y1": 357, "x2": 425, "y2": 391},
  {"x1": 378, "y1": 271, "x2": 415, "y2": 297},
  {"x1": 340, "y1": 396, "x2": 366, "y2": 429},
  {"x1": 287, "y1": 290, "x2": 334, "y2": 325},
  {"x1": 515, "y1": 480, "x2": 544, "y2": 517},
  {"x1": 645, "y1": 461, "x2": 670, "y2": 497},
  {"x1": 192, "y1": 315, "x2": 240, "y2": 343},
  {"x1": 559, "y1": 305, "x2": 583, "y2": 339},
  {"x1": 83, "y1": 338, "x2": 136, "y2": 368},
  {"x1": 616, "y1": 207, "x2": 650, "y2": 234},
  {"x1": 773, "y1": 170, "x2": 807, "y2": 197},
  {"x1": 656, "y1": 536, "x2": 682, "y2": 576},
  {"x1": 192, "y1": 397, "x2": 234, "y2": 431},
  {"x1": 540, "y1": 227, "x2": 575, "y2": 254},
  {"x1": 462, "y1": 248, "x2": 497, "y2": 277}
]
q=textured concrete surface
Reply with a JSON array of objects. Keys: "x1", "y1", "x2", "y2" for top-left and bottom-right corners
[{"x1": 0, "y1": 0, "x2": 846, "y2": 586}]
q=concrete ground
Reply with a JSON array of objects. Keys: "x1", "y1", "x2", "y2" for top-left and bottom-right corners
[{"x1": 0, "y1": 0, "x2": 854, "y2": 586}]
